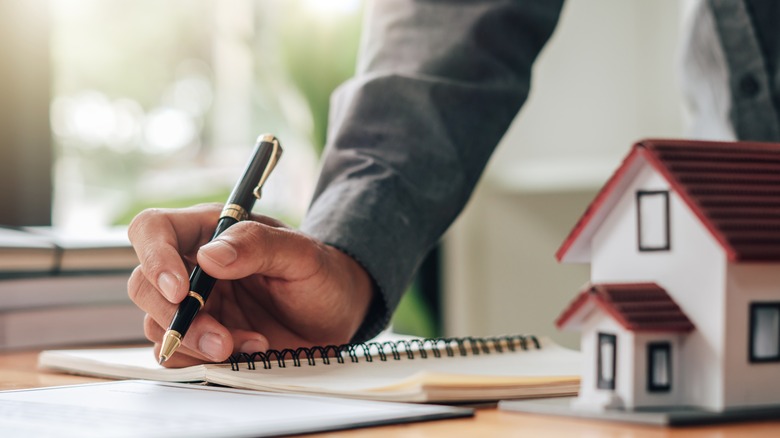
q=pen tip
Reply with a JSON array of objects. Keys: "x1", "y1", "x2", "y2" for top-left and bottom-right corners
[{"x1": 159, "y1": 329, "x2": 182, "y2": 366}]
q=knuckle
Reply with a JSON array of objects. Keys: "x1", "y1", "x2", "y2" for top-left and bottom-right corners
[
  {"x1": 295, "y1": 233, "x2": 328, "y2": 275},
  {"x1": 298, "y1": 235, "x2": 323, "y2": 263},
  {"x1": 128, "y1": 208, "x2": 162, "y2": 235},
  {"x1": 142, "y1": 259, "x2": 166, "y2": 278},
  {"x1": 127, "y1": 266, "x2": 144, "y2": 302},
  {"x1": 143, "y1": 314, "x2": 160, "y2": 342},
  {"x1": 228, "y1": 221, "x2": 270, "y2": 255}
]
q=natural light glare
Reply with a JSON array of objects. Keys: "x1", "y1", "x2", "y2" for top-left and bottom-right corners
[
  {"x1": 300, "y1": 0, "x2": 360, "y2": 17},
  {"x1": 108, "y1": 99, "x2": 144, "y2": 152},
  {"x1": 50, "y1": 0, "x2": 97, "y2": 21},
  {"x1": 49, "y1": 0, "x2": 357, "y2": 229},
  {"x1": 51, "y1": 92, "x2": 144, "y2": 152},
  {"x1": 171, "y1": 75, "x2": 213, "y2": 117},
  {"x1": 142, "y1": 107, "x2": 197, "y2": 154},
  {"x1": 50, "y1": 91, "x2": 121, "y2": 148}
]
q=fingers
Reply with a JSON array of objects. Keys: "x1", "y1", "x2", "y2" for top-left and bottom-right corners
[
  {"x1": 145, "y1": 315, "x2": 211, "y2": 368},
  {"x1": 226, "y1": 329, "x2": 270, "y2": 355},
  {"x1": 131, "y1": 266, "x2": 269, "y2": 365},
  {"x1": 196, "y1": 221, "x2": 325, "y2": 282},
  {"x1": 130, "y1": 266, "x2": 230, "y2": 361},
  {"x1": 144, "y1": 315, "x2": 269, "y2": 368},
  {"x1": 128, "y1": 205, "x2": 220, "y2": 303},
  {"x1": 127, "y1": 205, "x2": 289, "y2": 366},
  {"x1": 127, "y1": 205, "x2": 288, "y2": 303}
]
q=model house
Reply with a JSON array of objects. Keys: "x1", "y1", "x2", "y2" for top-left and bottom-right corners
[{"x1": 555, "y1": 139, "x2": 780, "y2": 412}]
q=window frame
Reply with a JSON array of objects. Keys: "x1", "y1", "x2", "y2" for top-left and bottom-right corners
[
  {"x1": 636, "y1": 190, "x2": 671, "y2": 252},
  {"x1": 647, "y1": 341, "x2": 672, "y2": 392},
  {"x1": 749, "y1": 302, "x2": 780, "y2": 363},
  {"x1": 597, "y1": 333, "x2": 617, "y2": 390}
]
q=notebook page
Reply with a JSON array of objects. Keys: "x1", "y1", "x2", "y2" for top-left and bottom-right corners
[
  {"x1": 205, "y1": 338, "x2": 581, "y2": 401},
  {"x1": 38, "y1": 347, "x2": 207, "y2": 382}
]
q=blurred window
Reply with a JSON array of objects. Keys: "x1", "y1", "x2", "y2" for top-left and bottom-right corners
[{"x1": 49, "y1": 0, "x2": 363, "y2": 229}]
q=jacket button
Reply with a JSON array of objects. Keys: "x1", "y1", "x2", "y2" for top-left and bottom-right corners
[{"x1": 739, "y1": 74, "x2": 760, "y2": 98}]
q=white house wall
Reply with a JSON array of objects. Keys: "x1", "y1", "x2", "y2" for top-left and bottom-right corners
[
  {"x1": 589, "y1": 164, "x2": 728, "y2": 410},
  {"x1": 723, "y1": 264, "x2": 780, "y2": 407},
  {"x1": 575, "y1": 314, "x2": 634, "y2": 410},
  {"x1": 574, "y1": 312, "x2": 685, "y2": 410},
  {"x1": 631, "y1": 332, "x2": 684, "y2": 408}
]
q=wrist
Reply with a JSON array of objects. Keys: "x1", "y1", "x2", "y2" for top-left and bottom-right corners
[{"x1": 327, "y1": 245, "x2": 376, "y2": 339}]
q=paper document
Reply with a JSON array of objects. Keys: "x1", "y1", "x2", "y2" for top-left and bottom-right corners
[{"x1": 0, "y1": 380, "x2": 471, "y2": 437}]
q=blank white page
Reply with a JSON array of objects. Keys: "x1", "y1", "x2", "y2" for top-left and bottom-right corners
[{"x1": 0, "y1": 380, "x2": 470, "y2": 438}]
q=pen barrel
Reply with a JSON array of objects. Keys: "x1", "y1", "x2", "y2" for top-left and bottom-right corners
[
  {"x1": 189, "y1": 265, "x2": 217, "y2": 300},
  {"x1": 168, "y1": 294, "x2": 204, "y2": 335},
  {"x1": 212, "y1": 216, "x2": 238, "y2": 239},
  {"x1": 160, "y1": 135, "x2": 281, "y2": 362},
  {"x1": 168, "y1": 215, "x2": 238, "y2": 336},
  {"x1": 190, "y1": 216, "x2": 238, "y2": 300},
  {"x1": 226, "y1": 137, "x2": 278, "y2": 211}
]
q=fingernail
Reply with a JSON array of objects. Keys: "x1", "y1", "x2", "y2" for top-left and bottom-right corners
[
  {"x1": 157, "y1": 272, "x2": 179, "y2": 302},
  {"x1": 239, "y1": 339, "x2": 267, "y2": 354},
  {"x1": 199, "y1": 333, "x2": 224, "y2": 360},
  {"x1": 200, "y1": 240, "x2": 237, "y2": 267}
]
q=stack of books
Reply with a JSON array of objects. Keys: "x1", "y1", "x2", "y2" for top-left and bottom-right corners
[{"x1": 0, "y1": 225, "x2": 145, "y2": 350}]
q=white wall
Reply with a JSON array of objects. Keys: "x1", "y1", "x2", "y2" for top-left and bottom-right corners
[
  {"x1": 442, "y1": 0, "x2": 685, "y2": 348},
  {"x1": 575, "y1": 315, "x2": 631, "y2": 410},
  {"x1": 724, "y1": 264, "x2": 780, "y2": 407}
]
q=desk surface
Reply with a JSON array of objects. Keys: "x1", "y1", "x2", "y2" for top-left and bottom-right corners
[{"x1": 2, "y1": 347, "x2": 779, "y2": 437}]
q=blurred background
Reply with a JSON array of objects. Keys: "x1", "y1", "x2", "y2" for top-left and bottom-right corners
[{"x1": 0, "y1": 0, "x2": 685, "y2": 346}]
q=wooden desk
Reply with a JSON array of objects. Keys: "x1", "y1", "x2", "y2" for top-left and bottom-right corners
[{"x1": 3, "y1": 348, "x2": 779, "y2": 437}]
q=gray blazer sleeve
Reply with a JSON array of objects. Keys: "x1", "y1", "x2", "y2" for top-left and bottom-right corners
[{"x1": 300, "y1": 0, "x2": 563, "y2": 341}]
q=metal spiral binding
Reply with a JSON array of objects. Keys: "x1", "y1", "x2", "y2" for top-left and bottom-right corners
[{"x1": 228, "y1": 334, "x2": 540, "y2": 371}]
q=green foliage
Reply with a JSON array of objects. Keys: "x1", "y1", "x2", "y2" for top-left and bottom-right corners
[
  {"x1": 391, "y1": 284, "x2": 439, "y2": 338},
  {"x1": 277, "y1": 2, "x2": 364, "y2": 154},
  {"x1": 112, "y1": 189, "x2": 300, "y2": 228},
  {"x1": 111, "y1": 192, "x2": 230, "y2": 226}
]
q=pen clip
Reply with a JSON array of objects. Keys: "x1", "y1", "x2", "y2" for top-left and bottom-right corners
[{"x1": 253, "y1": 135, "x2": 283, "y2": 200}]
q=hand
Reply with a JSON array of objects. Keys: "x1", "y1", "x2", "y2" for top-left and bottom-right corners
[{"x1": 127, "y1": 203, "x2": 374, "y2": 367}]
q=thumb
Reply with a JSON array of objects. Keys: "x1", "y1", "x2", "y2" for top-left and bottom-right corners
[{"x1": 196, "y1": 221, "x2": 323, "y2": 282}]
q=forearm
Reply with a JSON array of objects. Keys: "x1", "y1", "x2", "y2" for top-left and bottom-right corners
[{"x1": 302, "y1": 0, "x2": 563, "y2": 341}]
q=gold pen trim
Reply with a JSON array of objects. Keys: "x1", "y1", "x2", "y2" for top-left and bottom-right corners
[
  {"x1": 159, "y1": 329, "x2": 182, "y2": 364},
  {"x1": 220, "y1": 203, "x2": 248, "y2": 222},
  {"x1": 253, "y1": 136, "x2": 283, "y2": 200},
  {"x1": 188, "y1": 291, "x2": 206, "y2": 309}
]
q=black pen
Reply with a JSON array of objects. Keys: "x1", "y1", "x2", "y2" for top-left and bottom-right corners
[{"x1": 158, "y1": 134, "x2": 283, "y2": 364}]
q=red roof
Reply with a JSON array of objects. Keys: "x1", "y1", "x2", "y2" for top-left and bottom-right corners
[
  {"x1": 556, "y1": 283, "x2": 695, "y2": 333},
  {"x1": 557, "y1": 139, "x2": 780, "y2": 263}
]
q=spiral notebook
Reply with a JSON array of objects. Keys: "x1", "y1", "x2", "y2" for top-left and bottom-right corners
[{"x1": 39, "y1": 334, "x2": 581, "y2": 403}]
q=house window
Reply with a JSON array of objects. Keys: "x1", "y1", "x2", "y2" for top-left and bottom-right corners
[
  {"x1": 636, "y1": 190, "x2": 670, "y2": 252},
  {"x1": 647, "y1": 342, "x2": 672, "y2": 392},
  {"x1": 597, "y1": 333, "x2": 617, "y2": 390},
  {"x1": 749, "y1": 302, "x2": 780, "y2": 362}
]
